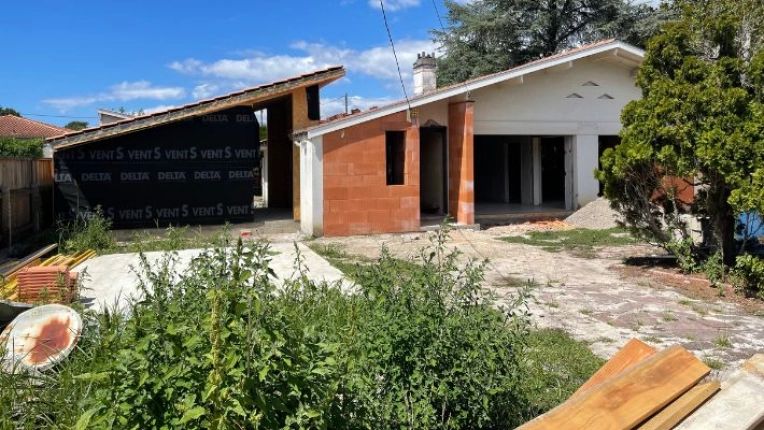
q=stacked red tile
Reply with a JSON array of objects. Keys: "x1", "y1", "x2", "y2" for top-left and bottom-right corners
[{"x1": 16, "y1": 265, "x2": 78, "y2": 303}]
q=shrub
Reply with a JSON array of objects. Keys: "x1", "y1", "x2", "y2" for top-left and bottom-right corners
[
  {"x1": 58, "y1": 207, "x2": 115, "y2": 254},
  {"x1": 0, "y1": 136, "x2": 43, "y2": 158},
  {"x1": 733, "y1": 254, "x2": 764, "y2": 298},
  {"x1": 1, "y1": 229, "x2": 533, "y2": 429}
]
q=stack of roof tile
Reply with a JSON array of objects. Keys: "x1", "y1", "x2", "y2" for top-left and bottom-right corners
[{"x1": 15, "y1": 265, "x2": 78, "y2": 303}]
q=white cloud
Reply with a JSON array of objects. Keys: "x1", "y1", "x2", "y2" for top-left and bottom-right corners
[
  {"x1": 320, "y1": 95, "x2": 396, "y2": 118},
  {"x1": 142, "y1": 104, "x2": 177, "y2": 115},
  {"x1": 368, "y1": 0, "x2": 420, "y2": 11},
  {"x1": 43, "y1": 81, "x2": 185, "y2": 112},
  {"x1": 192, "y1": 83, "x2": 220, "y2": 99},
  {"x1": 168, "y1": 39, "x2": 437, "y2": 95}
]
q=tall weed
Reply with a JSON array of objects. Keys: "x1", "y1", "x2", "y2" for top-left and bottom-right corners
[{"x1": 1, "y1": 228, "x2": 533, "y2": 429}]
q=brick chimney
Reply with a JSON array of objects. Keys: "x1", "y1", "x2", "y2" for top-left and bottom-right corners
[{"x1": 413, "y1": 52, "x2": 436, "y2": 96}]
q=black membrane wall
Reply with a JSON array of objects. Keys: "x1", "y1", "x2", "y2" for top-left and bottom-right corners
[{"x1": 53, "y1": 106, "x2": 260, "y2": 228}]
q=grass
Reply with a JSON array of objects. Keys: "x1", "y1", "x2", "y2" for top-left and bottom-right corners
[
  {"x1": 702, "y1": 357, "x2": 726, "y2": 371},
  {"x1": 678, "y1": 299, "x2": 709, "y2": 316},
  {"x1": 713, "y1": 334, "x2": 733, "y2": 348},
  {"x1": 521, "y1": 329, "x2": 606, "y2": 418},
  {"x1": 661, "y1": 310, "x2": 678, "y2": 322},
  {"x1": 642, "y1": 335, "x2": 663, "y2": 344},
  {"x1": 499, "y1": 228, "x2": 637, "y2": 256}
]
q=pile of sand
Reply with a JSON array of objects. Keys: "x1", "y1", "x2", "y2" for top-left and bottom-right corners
[{"x1": 565, "y1": 198, "x2": 621, "y2": 229}]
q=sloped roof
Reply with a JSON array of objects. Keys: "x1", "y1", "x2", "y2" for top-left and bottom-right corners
[
  {"x1": 49, "y1": 66, "x2": 345, "y2": 150},
  {"x1": 296, "y1": 40, "x2": 644, "y2": 140},
  {"x1": 0, "y1": 115, "x2": 70, "y2": 139}
]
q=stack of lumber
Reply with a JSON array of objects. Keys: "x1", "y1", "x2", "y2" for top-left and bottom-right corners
[
  {"x1": 518, "y1": 339, "x2": 764, "y2": 430},
  {"x1": 15, "y1": 265, "x2": 79, "y2": 303},
  {"x1": 0, "y1": 247, "x2": 95, "y2": 302}
]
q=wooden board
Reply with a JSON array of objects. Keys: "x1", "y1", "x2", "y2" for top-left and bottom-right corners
[
  {"x1": 517, "y1": 345, "x2": 711, "y2": 430},
  {"x1": 676, "y1": 354, "x2": 764, "y2": 430},
  {"x1": 574, "y1": 339, "x2": 657, "y2": 396},
  {"x1": 636, "y1": 381, "x2": 720, "y2": 430}
]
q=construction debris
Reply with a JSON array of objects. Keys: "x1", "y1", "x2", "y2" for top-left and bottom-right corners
[
  {"x1": 0, "y1": 304, "x2": 83, "y2": 372},
  {"x1": 0, "y1": 248, "x2": 95, "y2": 303},
  {"x1": 518, "y1": 340, "x2": 764, "y2": 429}
]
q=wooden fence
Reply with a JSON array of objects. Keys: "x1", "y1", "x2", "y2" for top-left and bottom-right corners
[{"x1": 0, "y1": 158, "x2": 54, "y2": 249}]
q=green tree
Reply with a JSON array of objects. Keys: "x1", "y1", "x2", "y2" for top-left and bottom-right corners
[
  {"x1": 597, "y1": 0, "x2": 764, "y2": 266},
  {"x1": 433, "y1": 0, "x2": 671, "y2": 86},
  {"x1": 64, "y1": 120, "x2": 89, "y2": 131},
  {"x1": 0, "y1": 137, "x2": 44, "y2": 157},
  {"x1": 0, "y1": 105, "x2": 21, "y2": 116}
]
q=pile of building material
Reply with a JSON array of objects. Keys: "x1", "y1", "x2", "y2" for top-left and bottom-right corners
[
  {"x1": 518, "y1": 339, "x2": 764, "y2": 430},
  {"x1": 565, "y1": 198, "x2": 622, "y2": 230},
  {"x1": 15, "y1": 265, "x2": 79, "y2": 303},
  {"x1": 0, "y1": 246, "x2": 95, "y2": 303}
]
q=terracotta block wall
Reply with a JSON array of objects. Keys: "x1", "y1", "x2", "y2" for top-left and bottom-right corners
[
  {"x1": 448, "y1": 101, "x2": 475, "y2": 225},
  {"x1": 323, "y1": 111, "x2": 420, "y2": 236}
]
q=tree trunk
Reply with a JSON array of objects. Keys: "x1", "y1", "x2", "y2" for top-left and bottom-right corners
[{"x1": 708, "y1": 182, "x2": 737, "y2": 266}]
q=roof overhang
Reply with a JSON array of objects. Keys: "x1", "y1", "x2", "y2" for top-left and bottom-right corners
[
  {"x1": 49, "y1": 66, "x2": 345, "y2": 151},
  {"x1": 296, "y1": 41, "x2": 643, "y2": 140}
]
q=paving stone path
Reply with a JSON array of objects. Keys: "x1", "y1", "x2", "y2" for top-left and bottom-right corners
[{"x1": 313, "y1": 226, "x2": 764, "y2": 375}]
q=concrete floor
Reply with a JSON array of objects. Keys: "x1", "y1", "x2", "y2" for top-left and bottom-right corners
[{"x1": 77, "y1": 242, "x2": 350, "y2": 313}]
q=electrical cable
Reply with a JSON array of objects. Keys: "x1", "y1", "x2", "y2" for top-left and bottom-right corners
[
  {"x1": 429, "y1": 0, "x2": 471, "y2": 97},
  {"x1": 20, "y1": 113, "x2": 96, "y2": 119},
  {"x1": 379, "y1": 0, "x2": 412, "y2": 111}
]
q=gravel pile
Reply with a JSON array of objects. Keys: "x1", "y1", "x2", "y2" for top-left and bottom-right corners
[{"x1": 565, "y1": 198, "x2": 622, "y2": 229}]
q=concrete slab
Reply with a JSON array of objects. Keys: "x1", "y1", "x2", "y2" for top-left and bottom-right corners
[{"x1": 76, "y1": 242, "x2": 350, "y2": 312}]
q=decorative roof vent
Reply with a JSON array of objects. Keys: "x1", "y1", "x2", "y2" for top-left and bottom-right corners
[
  {"x1": 598, "y1": 94, "x2": 614, "y2": 99},
  {"x1": 582, "y1": 81, "x2": 599, "y2": 86},
  {"x1": 566, "y1": 93, "x2": 584, "y2": 99}
]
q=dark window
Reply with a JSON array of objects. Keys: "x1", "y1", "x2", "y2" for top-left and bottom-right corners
[
  {"x1": 306, "y1": 85, "x2": 320, "y2": 120},
  {"x1": 386, "y1": 131, "x2": 405, "y2": 185}
]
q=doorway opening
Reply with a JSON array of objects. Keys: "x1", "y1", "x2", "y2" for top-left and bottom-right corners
[
  {"x1": 540, "y1": 137, "x2": 566, "y2": 207},
  {"x1": 419, "y1": 127, "x2": 448, "y2": 219}
]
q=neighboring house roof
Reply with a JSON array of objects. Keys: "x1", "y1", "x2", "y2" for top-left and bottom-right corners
[
  {"x1": 0, "y1": 115, "x2": 70, "y2": 139},
  {"x1": 49, "y1": 66, "x2": 345, "y2": 150},
  {"x1": 97, "y1": 108, "x2": 134, "y2": 125},
  {"x1": 296, "y1": 40, "x2": 644, "y2": 140}
]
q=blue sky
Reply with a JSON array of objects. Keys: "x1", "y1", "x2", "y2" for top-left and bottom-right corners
[{"x1": 2, "y1": 1, "x2": 448, "y2": 127}]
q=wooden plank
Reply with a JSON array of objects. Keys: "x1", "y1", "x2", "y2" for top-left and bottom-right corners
[
  {"x1": 574, "y1": 339, "x2": 657, "y2": 396},
  {"x1": 676, "y1": 354, "x2": 764, "y2": 430},
  {"x1": 517, "y1": 345, "x2": 711, "y2": 430},
  {"x1": 636, "y1": 381, "x2": 720, "y2": 430}
]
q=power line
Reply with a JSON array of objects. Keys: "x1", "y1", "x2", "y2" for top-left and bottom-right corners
[
  {"x1": 21, "y1": 113, "x2": 97, "y2": 119},
  {"x1": 431, "y1": 0, "x2": 446, "y2": 30},
  {"x1": 379, "y1": 0, "x2": 412, "y2": 111},
  {"x1": 430, "y1": 0, "x2": 471, "y2": 97}
]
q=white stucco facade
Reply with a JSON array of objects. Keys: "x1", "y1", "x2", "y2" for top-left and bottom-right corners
[
  {"x1": 296, "y1": 41, "x2": 645, "y2": 235},
  {"x1": 299, "y1": 136, "x2": 323, "y2": 237}
]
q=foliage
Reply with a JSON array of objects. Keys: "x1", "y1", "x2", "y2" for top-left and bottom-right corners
[
  {"x1": 733, "y1": 254, "x2": 764, "y2": 298},
  {"x1": 0, "y1": 105, "x2": 21, "y2": 116},
  {"x1": 597, "y1": 0, "x2": 764, "y2": 266},
  {"x1": 0, "y1": 136, "x2": 43, "y2": 158},
  {"x1": 500, "y1": 227, "x2": 637, "y2": 256},
  {"x1": 433, "y1": 0, "x2": 671, "y2": 86},
  {"x1": 702, "y1": 251, "x2": 726, "y2": 287},
  {"x1": 0, "y1": 228, "x2": 546, "y2": 429},
  {"x1": 64, "y1": 121, "x2": 88, "y2": 131},
  {"x1": 58, "y1": 207, "x2": 116, "y2": 254},
  {"x1": 521, "y1": 329, "x2": 605, "y2": 417},
  {"x1": 666, "y1": 239, "x2": 700, "y2": 273}
]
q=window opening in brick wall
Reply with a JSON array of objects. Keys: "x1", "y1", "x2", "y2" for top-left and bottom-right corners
[{"x1": 386, "y1": 131, "x2": 406, "y2": 185}]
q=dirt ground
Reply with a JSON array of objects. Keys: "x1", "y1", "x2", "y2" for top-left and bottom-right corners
[{"x1": 310, "y1": 223, "x2": 764, "y2": 376}]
